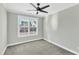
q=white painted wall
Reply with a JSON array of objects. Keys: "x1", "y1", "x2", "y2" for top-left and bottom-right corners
[
  {"x1": 44, "y1": 4, "x2": 79, "y2": 54},
  {"x1": 0, "y1": 4, "x2": 7, "y2": 55},
  {"x1": 7, "y1": 12, "x2": 44, "y2": 46}
]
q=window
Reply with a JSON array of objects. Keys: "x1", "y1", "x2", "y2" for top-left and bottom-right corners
[{"x1": 18, "y1": 15, "x2": 38, "y2": 37}]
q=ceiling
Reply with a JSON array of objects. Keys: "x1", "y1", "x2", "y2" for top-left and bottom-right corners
[{"x1": 3, "y1": 3, "x2": 78, "y2": 17}]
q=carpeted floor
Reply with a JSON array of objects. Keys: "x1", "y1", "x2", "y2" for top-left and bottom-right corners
[{"x1": 4, "y1": 39, "x2": 75, "y2": 55}]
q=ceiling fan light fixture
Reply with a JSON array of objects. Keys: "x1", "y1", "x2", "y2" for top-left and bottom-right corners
[{"x1": 28, "y1": 3, "x2": 50, "y2": 15}]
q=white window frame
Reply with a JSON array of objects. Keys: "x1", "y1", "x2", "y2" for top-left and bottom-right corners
[{"x1": 17, "y1": 15, "x2": 38, "y2": 37}]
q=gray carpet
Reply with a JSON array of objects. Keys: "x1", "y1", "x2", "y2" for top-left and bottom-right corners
[{"x1": 4, "y1": 39, "x2": 75, "y2": 55}]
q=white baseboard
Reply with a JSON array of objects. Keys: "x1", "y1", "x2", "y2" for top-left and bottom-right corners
[
  {"x1": 2, "y1": 46, "x2": 7, "y2": 55},
  {"x1": 7, "y1": 38, "x2": 43, "y2": 47},
  {"x1": 44, "y1": 38, "x2": 79, "y2": 55}
]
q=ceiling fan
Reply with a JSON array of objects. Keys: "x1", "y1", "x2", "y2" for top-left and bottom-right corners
[{"x1": 27, "y1": 3, "x2": 50, "y2": 14}]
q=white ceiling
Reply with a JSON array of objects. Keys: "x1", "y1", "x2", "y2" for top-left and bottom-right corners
[{"x1": 3, "y1": 3, "x2": 78, "y2": 17}]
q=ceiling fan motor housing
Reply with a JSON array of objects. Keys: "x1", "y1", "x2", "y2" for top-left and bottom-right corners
[{"x1": 37, "y1": 3, "x2": 40, "y2": 6}]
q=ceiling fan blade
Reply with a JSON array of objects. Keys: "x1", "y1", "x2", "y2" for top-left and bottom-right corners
[
  {"x1": 40, "y1": 5, "x2": 50, "y2": 9},
  {"x1": 40, "y1": 10, "x2": 48, "y2": 13},
  {"x1": 30, "y1": 3, "x2": 37, "y2": 9}
]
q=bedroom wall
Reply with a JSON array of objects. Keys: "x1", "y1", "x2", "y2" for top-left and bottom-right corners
[
  {"x1": 44, "y1": 4, "x2": 79, "y2": 54},
  {"x1": 0, "y1": 4, "x2": 7, "y2": 54},
  {"x1": 7, "y1": 12, "x2": 44, "y2": 45}
]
